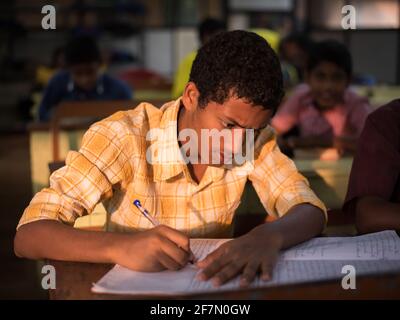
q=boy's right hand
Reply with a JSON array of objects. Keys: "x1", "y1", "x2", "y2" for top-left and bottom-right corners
[{"x1": 109, "y1": 225, "x2": 193, "y2": 272}]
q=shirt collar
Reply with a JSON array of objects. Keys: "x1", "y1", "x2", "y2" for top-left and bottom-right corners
[
  {"x1": 152, "y1": 98, "x2": 189, "y2": 182},
  {"x1": 152, "y1": 98, "x2": 226, "y2": 184}
]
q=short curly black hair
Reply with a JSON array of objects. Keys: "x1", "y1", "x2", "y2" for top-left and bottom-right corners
[
  {"x1": 189, "y1": 30, "x2": 284, "y2": 114},
  {"x1": 65, "y1": 36, "x2": 101, "y2": 66}
]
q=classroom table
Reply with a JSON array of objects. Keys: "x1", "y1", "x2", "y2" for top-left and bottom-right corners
[
  {"x1": 45, "y1": 213, "x2": 399, "y2": 300},
  {"x1": 47, "y1": 260, "x2": 400, "y2": 300}
]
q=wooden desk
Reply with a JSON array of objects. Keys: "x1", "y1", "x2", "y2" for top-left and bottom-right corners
[
  {"x1": 46, "y1": 217, "x2": 398, "y2": 300},
  {"x1": 47, "y1": 260, "x2": 400, "y2": 300}
]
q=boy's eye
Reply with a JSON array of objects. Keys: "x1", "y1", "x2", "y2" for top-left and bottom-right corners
[{"x1": 222, "y1": 120, "x2": 235, "y2": 129}]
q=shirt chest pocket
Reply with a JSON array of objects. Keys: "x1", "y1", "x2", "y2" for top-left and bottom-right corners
[{"x1": 128, "y1": 179, "x2": 159, "y2": 225}]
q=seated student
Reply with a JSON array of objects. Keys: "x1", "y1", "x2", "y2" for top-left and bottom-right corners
[
  {"x1": 343, "y1": 99, "x2": 400, "y2": 234},
  {"x1": 272, "y1": 40, "x2": 371, "y2": 155},
  {"x1": 38, "y1": 36, "x2": 133, "y2": 121},
  {"x1": 14, "y1": 31, "x2": 326, "y2": 287}
]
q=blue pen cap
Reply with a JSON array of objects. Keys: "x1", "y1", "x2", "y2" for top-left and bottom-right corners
[{"x1": 133, "y1": 199, "x2": 141, "y2": 207}]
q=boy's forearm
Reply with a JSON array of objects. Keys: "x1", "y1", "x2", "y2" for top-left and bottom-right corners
[
  {"x1": 356, "y1": 196, "x2": 400, "y2": 234},
  {"x1": 14, "y1": 220, "x2": 122, "y2": 263},
  {"x1": 254, "y1": 203, "x2": 326, "y2": 250}
]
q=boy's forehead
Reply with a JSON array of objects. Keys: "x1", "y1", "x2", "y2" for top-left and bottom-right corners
[{"x1": 214, "y1": 96, "x2": 271, "y2": 128}]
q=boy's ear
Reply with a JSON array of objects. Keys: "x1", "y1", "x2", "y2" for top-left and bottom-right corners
[{"x1": 181, "y1": 82, "x2": 200, "y2": 112}]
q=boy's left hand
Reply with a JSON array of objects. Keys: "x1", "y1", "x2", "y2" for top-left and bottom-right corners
[{"x1": 196, "y1": 225, "x2": 283, "y2": 287}]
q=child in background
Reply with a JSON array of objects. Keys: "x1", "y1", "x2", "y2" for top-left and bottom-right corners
[
  {"x1": 272, "y1": 40, "x2": 371, "y2": 155},
  {"x1": 343, "y1": 99, "x2": 400, "y2": 234},
  {"x1": 38, "y1": 36, "x2": 132, "y2": 121}
]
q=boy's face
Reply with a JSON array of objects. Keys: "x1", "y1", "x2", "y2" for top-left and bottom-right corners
[
  {"x1": 307, "y1": 61, "x2": 349, "y2": 110},
  {"x1": 69, "y1": 62, "x2": 100, "y2": 91},
  {"x1": 180, "y1": 83, "x2": 272, "y2": 166}
]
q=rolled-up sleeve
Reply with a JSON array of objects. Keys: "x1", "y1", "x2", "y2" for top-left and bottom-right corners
[
  {"x1": 17, "y1": 120, "x2": 132, "y2": 230},
  {"x1": 249, "y1": 134, "x2": 327, "y2": 221}
]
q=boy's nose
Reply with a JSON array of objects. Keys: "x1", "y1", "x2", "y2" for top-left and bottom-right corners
[{"x1": 231, "y1": 128, "x2": 247, "y2": 153}]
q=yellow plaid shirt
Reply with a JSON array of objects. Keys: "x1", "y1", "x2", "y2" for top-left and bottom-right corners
[{"x1": 18, "y1": 98, "x2": 326, "y2": 237}]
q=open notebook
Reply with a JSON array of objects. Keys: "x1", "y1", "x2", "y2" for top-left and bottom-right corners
[{"x1": 92, "y1": 230, "x2": 400, "y2": 296}]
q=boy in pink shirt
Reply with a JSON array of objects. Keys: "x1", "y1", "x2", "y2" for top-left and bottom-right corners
[{"x1": 272, "y1": 40, "x2": 371, "y2": 154}]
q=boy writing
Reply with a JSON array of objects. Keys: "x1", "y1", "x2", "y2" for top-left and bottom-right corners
[{"x1": 15, "y1": 31, "x2": 326, "y2": 287}]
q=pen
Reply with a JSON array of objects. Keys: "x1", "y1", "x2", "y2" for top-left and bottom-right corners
[
  {"x1": 133, "y1": 199, "x2": 160, "y2": 227},
  {"x1": 133, "y1": 199, "x2": 195, "y2": 264}
]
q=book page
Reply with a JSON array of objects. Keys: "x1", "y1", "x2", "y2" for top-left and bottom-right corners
[
  {"x1": 92, "y1": 238, "x2": 233, "y2": 295},
  {"x1": 280, "y1": 230, "x2": 400, "y2": 261},
  {"x1": 190, "y1": 238, "x2": 231, "y2": 261},
  {"x1": 92, "y1": 231, "x2": 400, "y2": 296}
]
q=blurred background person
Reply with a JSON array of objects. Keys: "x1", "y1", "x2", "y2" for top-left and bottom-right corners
[
  {"x1": 38, "y1": 35, "x2": 133, "y2": 121},
  {"x1": 272, "y1": 40, "x2": 372, "y2": 156},
  {"x1": 343, "y1": 99, "x2": 400, "y2": 234}
]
